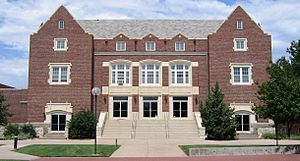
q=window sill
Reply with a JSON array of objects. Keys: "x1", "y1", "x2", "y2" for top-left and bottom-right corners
[
  {"x1": 49, "y1": 82, "x2": 70, "y2": 85},
  {"x1": 53, "y1": 48, "x2": 68, "y2": 51},
  {"x1": 231, "y1": 83, "x2": 252, "y2": 86}
]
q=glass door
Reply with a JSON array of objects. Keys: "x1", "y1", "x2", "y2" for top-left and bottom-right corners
[
  {"x1": 51, "y1": 113, "x2": 66, "y2": 132},
  {"x1": 143, "y1": 97, "x2": 158, "y2": 118},
  {"x1": 113, "y1": 96, "x2": 128, "y2": 118},
  {"x1": 236, "y1": 114, "x2": 250, "y2": 131},
  {"x1": 173, "y1": 96, "x2": 188, "y2": 118}
]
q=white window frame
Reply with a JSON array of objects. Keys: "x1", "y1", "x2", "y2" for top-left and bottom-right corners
[
  {"x1": 229, "y1": 63, "x2": 253, "y2": 85},
  {"x1": 48, "y1": 63, "x2": 72, "y2": 85},
  {"x1": 236, "y1": 20, "x2": 243, "y2": 30},
  {"x1": 111, "y1": 64, "x2": 131, "y2": 86},
  {"x1": 175, "y1": 41, "x2": 185, "y2": 51},
  {"x1": 116, "y1": 41, "x2": 126, "y2": 51},
  {"x1": 172, "y1": 96, "x2": 188, "y2": 118},
  {"x1": 170, "y1": 64, "x2": 190, "y2": 85},
  {"x1": 233, "y1": 38, "x2": 248, "y2": 51},
  {"x1": 53, "y1": 38, "x2": 68, "y2": 51},
  {"x1": 141, "y1": 64, "x2": 160, "y2": 85},
  {"x1": 145, "y1": 41, "x2": 156, "y2": 51},
  {"x1": 58, "y1": 20, "x2": 64, "y2": 29}
]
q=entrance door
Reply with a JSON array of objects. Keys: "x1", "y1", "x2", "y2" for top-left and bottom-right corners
[
  {"x1": 173, "y1": 96, "x2": 188, "y2": 118},
  {"x1": 143, "y1": 97, "x2": 158, "y2": 118},
  {"x1": 236, "y1": 114, "x2": 250, "y2": 131},
  {"x1": 113, "y1": 96, "x2": 128, "y2": 118},
  {"x1": 51, "y1": 113, "x2": 66, "y2": 132}
]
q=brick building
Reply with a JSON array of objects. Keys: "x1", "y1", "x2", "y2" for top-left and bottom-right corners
[{"x1": 6, "y1": 5, "x2": 275, "y2": 138}]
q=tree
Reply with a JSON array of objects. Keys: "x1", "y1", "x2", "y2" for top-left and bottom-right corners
[
  {"x1": 253, "y1": 40, "x2": 300, "y2": 144},
  {"x1": 68, "y1": 109, "x2": 96, "y2": 139},
  {"x1": 0, "y1": 91, "x2": 11, "y2": 126},
  {"x1": 200, "y1": 83, "x2": 237, "y2": 140}
]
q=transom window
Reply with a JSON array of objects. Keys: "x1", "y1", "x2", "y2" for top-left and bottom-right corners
[
  {"x1": 236, "y1": 20, "x2": 243, "y2": 30},
  {"x1": 49, "y1": 64, "x2": 71, "y2": 85},
  {"x1": 230, "y1": 64, "x2": 253, "y2": 85},
  {"x1": 116, "y1": 41, "x2": 126, "y2": 51},
  {"x1": 111, "y1": 64, "x2": 130, "y2": 85},
  {"x1": 173, "y1": 96, "x2": 188, "y2": 118},
  {"x1": 171, "y1": 64, "x2": 190, "y2": 84},
  {"x1": 113, "y1": 96, "x2": 128, "y2": 118},
  {"x1": 141, "y1": 64, "x2": 160, "y2": 84},
  {"x1": 54, "y1": 38, "x2": 68, "y2": 51},
  {"x1": 234, "y1": 38, "x2": 247, "y2": 51},
  {"x1": 58, "y1": 20, "x2": 64, "y2": 29},
  {"x1": 145, "y1": 41, "x2": 156, "y2": 51},
  {"x1": 175, "y1": 41, "x2": 185, "y2": 51}
]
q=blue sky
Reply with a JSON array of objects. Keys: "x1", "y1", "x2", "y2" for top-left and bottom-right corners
[{"x1": 0, "y1": 0, "x2": 299, "y2": 89}]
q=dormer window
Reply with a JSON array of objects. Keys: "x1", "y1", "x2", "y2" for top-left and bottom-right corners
[
  {"x1": 237, "y1": 20, "x2": 243, "y2": 30},
  {"x1": 116, "y1": 41, "x2": 126, "y2": 51},
  {"x1": 58, "y1": 20, "x2": 64, "y2": 29},
  {"x1": 175, "y1": 41, "x2": 185, "y2": 51},
  {"x1": 145, "y1": 41, "x2": 156, "y2": 51}
]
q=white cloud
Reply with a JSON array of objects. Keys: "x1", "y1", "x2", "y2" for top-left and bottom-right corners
[
  {"x1": 0, "y1": 0, "x2": 299, "y2": 88},
  {"x1": 0, "y1": 57, "x2": 28, "y2": 88}
]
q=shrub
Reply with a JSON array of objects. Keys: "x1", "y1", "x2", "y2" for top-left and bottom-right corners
[
  {"x1": 21, "y1": 124, "x2": 36, "y2": 138},
  {"x1": 68, "y1": 110, "x2": 96, "y2": 139},
  {"x1": 3, "y1": 124, "x2": 20, "y2": 137}
]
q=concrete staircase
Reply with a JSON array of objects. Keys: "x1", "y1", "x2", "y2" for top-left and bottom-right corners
[
  {"x1": 168, "y1": 120, "x2": 199, "y2": 139},
  {"x1": 101, "y1": 119, "x2": 132, "y2": 139},
  {"x1": 237, "y1": 133, "x2": 259, "y2": 140},
  {"x1": 40, "y1": 133, "x2": 66, "y2": 139},
  {"x1": 135, "y1": 120, "x2": 166, "y2": 139}
]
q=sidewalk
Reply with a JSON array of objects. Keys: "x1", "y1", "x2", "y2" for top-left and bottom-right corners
[{"x1": 1, "y1": 138, "x2": 300, "y2": 160}]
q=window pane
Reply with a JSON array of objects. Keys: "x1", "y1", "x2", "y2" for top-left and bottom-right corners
[
  {"x1": 113, "y1": 102, "x2": 120, "y2": 117},
  {"x1": 233, "y1": 67, "x2": 240, "y2": 83},
  {"x1": 126, "y1": 71, "x2": 129, "y2": 83},
  {"x1": 142, "y1": 71, "x2": 145, "y2": 83},
  {"x1": 173, "y1": 97, "x2": 188, "y2": 100},
  {"x1": 172, "y1": 71, "x2": 175, "y2": 83},
  {"x1": 52, "y1": 67, "x2": 59, "y2": 82},
  {"x1": 147, "y1": 71, "x2": 154, "y2": 83},
  {"x1": 60, "y1": 67, "x2": 68, "y2": 82},
  {"x1": 112, "y1": 71, "x2": 116, "y2": 83},
  {"x1": 236, "y1": 115, "x2": 242, "y2": 131},
  {"x1": 156, "y1": 71, "x2": 159, "y2": 83},
  {"x1": 242, "y1": 67, "x2": 249, "y2": 83},
  {"x1": 185, "y1": 71, "x2": 189, "y2": 84},
  {"x1": 177, "y1": 71, "x2": 184, "y2": 83}
]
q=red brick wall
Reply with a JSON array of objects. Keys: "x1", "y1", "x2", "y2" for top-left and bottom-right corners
[
  {"x1": 1, "y1": 89, "x2": 28, "y2": 123},
  {"x1": 162, "y1": 95, "x2": 169, "y2": 112},
  {"x1": 208, "y1": 6, "x2": 271, "y2": 105},
  {"x1": 28, "y1": 6, "x2": 93, "y2": 122}
]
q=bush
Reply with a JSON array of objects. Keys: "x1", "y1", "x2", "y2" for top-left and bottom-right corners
[
  {"x1": 68, "y1": 110, "x2": 96, "y2": 139},
  {"x1": 21, "y1": 124, "x2": 36, "y2": 138},
  {"x1": 3, "y1": 124, "x2": 20, "y2": 137},
  {"x1": 3, "y1": 124, "x2": 37, "y2": 139}
]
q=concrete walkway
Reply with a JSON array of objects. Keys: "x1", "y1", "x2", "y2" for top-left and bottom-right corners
[{"x1": 1, "y1": 138, "x2": 300, "y2": 160}]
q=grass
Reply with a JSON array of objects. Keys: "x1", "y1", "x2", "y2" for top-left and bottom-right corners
[
  {"x1": 262, "y1": 133, "x2": 300, "y2": 140},
  {"x1": 179, "y1": 144, "x2": 299, "y2": 155},
  {"x1": 16, "y1": 144, "x2": 120, "y2": 157}
]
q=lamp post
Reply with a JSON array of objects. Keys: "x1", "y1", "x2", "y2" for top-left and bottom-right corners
[{"x1": 92, "y1": 87, "x2": 101, "y2": 155}]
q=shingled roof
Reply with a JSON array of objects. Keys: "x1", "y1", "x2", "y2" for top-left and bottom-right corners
[{"x1": 77, "y1": 20, "x2": 224, "y2": 39}]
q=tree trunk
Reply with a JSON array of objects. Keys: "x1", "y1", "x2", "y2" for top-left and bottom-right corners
[
  {"x1": 275, "y1": 123, "x2": 279, "y2": 146},
  {"x1": 287, "y1": 121, "x2": 293, "y2": 139}
]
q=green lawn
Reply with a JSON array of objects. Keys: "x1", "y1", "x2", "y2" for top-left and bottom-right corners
[
  {"x1": 16, "y1": 144, "x2": 120, "y2": 157},
  {"x1": 179, "y1": 144, "x2": 292, "y2": 155}
]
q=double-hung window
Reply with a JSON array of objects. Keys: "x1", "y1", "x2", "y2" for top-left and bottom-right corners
[
  {"x1": 236, "y1": 20, "x2": 243, "y2": 30},
  {"x1": 141, "y1": 64, "x2": 160, "y2": 84},
  {"x1": 145, "y1": 41, "x2": 156, "y2": 51},
  {"x1": 175, "y1": 41, "x2": 185, "y2": 51},
  {"x1": 230, "y1": 64, "x2": 252, "y2": 85},
  {"x1": 58, "y1": 20, "x2": 64, "y2": 29},
  {"x1": 171, "y1": 64, "x2": 190, "y2": 85},
  {"x1": 234, "y1": 38, "x2": 247, "y2": 51},
  {"x1": 111, "y1": 64, "x2": 130, "y2": 85},
  {"x1": 49, "y1": 64, "x2": 71, "y2": 85},
  {"x1": 116, "y1": 41, "x2": 126, "y2": 51},
  {"x1": 54, "y1": 38, "x2": 68, "y2": 51}
]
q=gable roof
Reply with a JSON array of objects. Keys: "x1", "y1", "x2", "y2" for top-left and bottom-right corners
[
  {"x1": 77, "y1": 19, "x2": 224, "y2": 39},
  {"x1": 0, "y1": 83, "x2": 14, "y2": 89}
]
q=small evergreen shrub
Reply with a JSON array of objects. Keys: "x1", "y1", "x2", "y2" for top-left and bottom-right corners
[
  {"x1": 21, "y1": 124, "x2": 36, "y2": 138},
  {"x1": 68, "y1": 110, "x2": 96, "y2": 139},
  {"x1": 3, "y1": 124, "x2": 20, "y2": 137}
]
